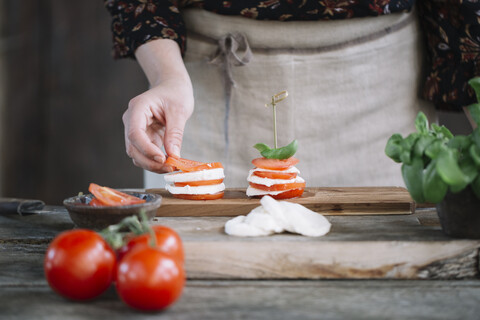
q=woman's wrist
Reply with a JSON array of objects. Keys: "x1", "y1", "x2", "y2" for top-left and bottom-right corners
[{"x1": 135, "y1": 38, "x2": 191, "y2": 87}]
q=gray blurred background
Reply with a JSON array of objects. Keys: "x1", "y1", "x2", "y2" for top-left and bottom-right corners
[
  {"x1": 0, "y1": 1, "x2": 471, "y2": 205},
  {"x1": 0, "y1": 1, "x2": 145, "y2": 204}
]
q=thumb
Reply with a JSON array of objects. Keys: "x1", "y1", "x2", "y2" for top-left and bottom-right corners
[{"x1": 164, "y1": 113, "x2": 187, "y2": 158}]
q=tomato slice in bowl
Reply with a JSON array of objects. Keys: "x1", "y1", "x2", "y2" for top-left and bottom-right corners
[
  {"x1": 174, "y1": 179, "x2": 224, "y2": 187},
  {"x1": 88, "y1": 183, "x2": 146, "y2": 206},
  {"x1": 249, "y1": 181, "x2": 306, "y2": 192},
  {"x1": 252, "y1": 157, "x2": 299, "y2": 171},
  {"x1": 173, "y1": 192, "x2": 224, "y2": 200},
  {"x1": 253, "y1": 171, "x2": 298, "y2": 180},
  {"x1": 88, "y1": 198, "x2": 104, "y2": 207},
  {"x1": 165, "y1": 156, "x2": 223, "y2": 172}
]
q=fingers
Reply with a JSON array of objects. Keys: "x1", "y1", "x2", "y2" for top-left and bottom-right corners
[
  {"x1": 164, "y1": 111, "x2": 188, "y2": 158},
  {"x1": 123, "y1": 99, "x2": 166, "y2": 163},
  {"x1": 127, "y1": 143, "x2": 173, "y2": 173}
]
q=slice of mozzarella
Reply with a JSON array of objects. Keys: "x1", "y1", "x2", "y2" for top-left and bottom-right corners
[
  {"x1": 261, "y1": 196, "x2": 331, "y2": 237},
  {"x1": 224, "y1": 206, "x2": 283, "y2": 237},
  {"x1": 166, "y1": 183, "x2": 225, "y2": 195},
  {"x1": 225, "y1": 196, "x2": 331, "y2": 237},
  {"x1": 247, "y1": 172, "x2": 305, "y2": 187},
  {"x1": 251, "y1": 166, "x2": 300, "y2": 174},
  {"x1": 164, "y1": 168, "x2": 224, "y2": 183}
]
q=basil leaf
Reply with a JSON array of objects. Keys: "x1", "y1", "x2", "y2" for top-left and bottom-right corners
[
  {"x1": 402, "y1": 133, "x2": 420, "y2": 150},
  {"x1": 413, "y1": 135, "x2": 435, "y2": 158},
  {"x1": 449, "y1": 157, "x2": 479, "y2": 193},
  {"x1": 253, "y1": 143, "x2": 270, "y2": 154},
  {"x1": 468, "y1": 77, "x2": 480, "y2": 103},
  {"x1": 431, "y1": 123, "x2": 442, "y2": 135},
  {"x1": 254, "y1": 139, "x2": 298, "y2": 159},
  {"x1": 415, "y1": 112, "x2": 429, "y2": 134},
  {"x1": 422, "y1": 159, "x2": 448, "y2": 203},
  {"x1": 447, "y1": 135, "x2": 471, "y2": 150},
  {"x1": 440, "y1": 126, "x2": 454, "y2": 140},
  {"x1": 425, "y1": 140, "x2": 443, "y2": 159},
  {"x1": 385, "y1": 134, "x2": 403, "y2": 163},
  {"x1": 473, "y1": 128, "x2": 480, "y2": 149},
  {"x1": 398, "y1": 133, "x2": 419, "y2": 165},
  {"x1": 401, "y1": 157, "x2": 425, "y2": 203},
  {"x1": 436, "y1": 148, "x2": 469, "y2": 188},
  {"x1": 467, "y1": 103, "x2": 480, "y2": 126},
  {"x1": 430, "y1": 124, "x2": 453, "y2": 140},
  {"x1": 470, "y1": 144, "x2": 480, "y2": 167}
]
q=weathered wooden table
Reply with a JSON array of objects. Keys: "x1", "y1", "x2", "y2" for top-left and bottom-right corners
[{"x1": 1, "y1": 207, "x2": 479, "y2": 319}]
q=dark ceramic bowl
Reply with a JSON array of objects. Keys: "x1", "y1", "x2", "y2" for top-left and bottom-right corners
[{"x1": 63, "y1": 191, "x2": 162, "y2": 230}]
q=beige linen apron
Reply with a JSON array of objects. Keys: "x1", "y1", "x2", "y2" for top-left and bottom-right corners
[{"x1": 145, "y1": 8, "x2": 436, "y2": 189}]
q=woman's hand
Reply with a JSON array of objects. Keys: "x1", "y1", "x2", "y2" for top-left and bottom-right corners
[
  {"x1": 124, "y1": 39, "x2": 193, "y2": 173},
  {"x1": 123, "y1": 79, "x2": 193, "y2": 172}
]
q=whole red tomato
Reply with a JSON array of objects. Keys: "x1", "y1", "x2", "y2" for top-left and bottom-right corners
[
  {"x1": 44, "y1": 229, "x2": 116, "y2": 300},
  {"x1": 117, "y1": 225, "x2": 184, "y2": 264},
  {"x1": 116, "y1": 246, "x2": 185, "y2": 311}
]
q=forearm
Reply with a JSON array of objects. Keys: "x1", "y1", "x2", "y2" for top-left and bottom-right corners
[{"x1": 135, "y1": 39, "x2": 191, "y2": 88}]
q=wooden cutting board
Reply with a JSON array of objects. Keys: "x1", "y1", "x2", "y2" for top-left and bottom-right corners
[
  {"x1": 147, "y1": 187, "x2": 415, "y2": 217},
  {"x1": 152, "y1": 212, "x2": 480, "y2": 280}
]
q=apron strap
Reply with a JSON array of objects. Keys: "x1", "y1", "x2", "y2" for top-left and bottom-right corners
[{"x1": 208, "y1": 32, "x2": 252, "y2": 154}]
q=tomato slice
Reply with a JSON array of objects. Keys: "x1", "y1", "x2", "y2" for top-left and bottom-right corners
[
  {"x1": 88, "y1": 183, "x2": 146, "y2": 206},
  {"x1": 165, "y1": 156, "x2": 223, "y2": 172},
  {"x1": 172, "y1": 192, "x2": 224, "y2": 200},
  {"x1": 253, "y1": 171, "x2": 297, "y2": 180},
  {"x1": 269, "y1": 188, "x2": 305, "y2": 200},
  {"x1": 249, "y1": 181, "x2": 306, "y2": 192},
  {"x1": 88, "y1": 198, "x2": 104, "y2": 207},
  {"x1": 174, "y1": 179, "x2": 224, "y2": 187},
  {"x1": 252, "y1": 157, "x2": 299, "y2": 171}
]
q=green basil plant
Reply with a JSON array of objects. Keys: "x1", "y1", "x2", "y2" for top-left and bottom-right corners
[{"x1": 385, "y1": 77, "x2": 480, "y2": 203}]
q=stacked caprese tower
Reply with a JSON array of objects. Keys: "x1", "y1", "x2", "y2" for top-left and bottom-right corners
[
  {"x1": 247, "y1": 145, "x2": 305, "y2": 199},
  {"x1": 247, "y1": 90, "x2": 305, "y2": 200},
  {"x1": 164, "y1": 157, "x2": 225, "y2": 200}
]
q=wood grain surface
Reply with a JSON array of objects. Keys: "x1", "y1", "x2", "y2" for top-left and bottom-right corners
[
  {"x1": 152, "y1": 210, "x2": 480, "y2": 280},
  {"x1": 1, "y1": 208, "x2": 478, "y2": 281},
  {"x1": 1, "y1": 207, "x2": 480, "y2": 320},
  {"x1": 148, "y1": 187, "x2": 415, "y2": 217}
]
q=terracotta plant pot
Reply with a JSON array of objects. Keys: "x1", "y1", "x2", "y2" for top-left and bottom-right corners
[{"x1": 436, "y1": 186, "x2": 480, "y2": 239}]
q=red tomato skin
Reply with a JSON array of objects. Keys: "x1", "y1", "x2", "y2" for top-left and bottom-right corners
[
  {"x1": 117, "y1": 225, "x2": 185, "y2": 264},
  {"x1": 116, "y1": 247, "x2": 186, "y2": 311},
  {"x1": 253, "y1": 171, "x2": 297, "y2": 180},
  {"x1": 165, "y1": 157, "x2": 223, "y2": 172},
  {"x1": 269, "y1": 188, "x2": 305, "y2": 199},
  {"x1": 88, "y1": 183, "x2": 146, "y2": 206},
  {"x1": 174, "y1": 179, "x2": 224, "y2": 187},
  {"x1": 44, "y1": 230, "x2": 116, "y2": 301},
  {"x1": 172, "y1": 192, "x2": 225, "y2": 200},
  {"x1": 252, "y1": 157, "x2": 299, "y2": 171},
  {"x1": 249, "y1": 182, "x2": 306, "y2": 192}
]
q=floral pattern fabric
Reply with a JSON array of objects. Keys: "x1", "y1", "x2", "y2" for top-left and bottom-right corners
[{"x1": 104, "y1": 0, "x2": 480, "y2": 111}]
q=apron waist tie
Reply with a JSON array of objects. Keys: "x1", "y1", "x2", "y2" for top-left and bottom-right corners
[{"x1": 208, "y1": 32, "x2": 252, "y2": 156}]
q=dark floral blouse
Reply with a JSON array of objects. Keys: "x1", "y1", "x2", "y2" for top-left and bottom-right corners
[{"x1": 104, "y1": 0, "x2": 480, "y2": 112}]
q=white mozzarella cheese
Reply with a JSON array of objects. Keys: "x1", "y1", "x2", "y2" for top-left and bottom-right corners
[
  {"x1": 247, "y1": 172, "x2": 305, "y2": 187},
  {"x1": 164, "y1": 168, "x2": 224, "y2": 183},
  {"x1": 261, "y1": 196, "x2": 331, "y2": 237},
  {"x1": 225, "y1": 196, "x2": 331, "y2": 237},
  {"x1": 246, "y1": 186, "x2": 292, "y2": 197},
  {"x1": 165, "y1": 183, "x2": 225, "y2": 195},
  {"x1": 251, "y1": 166, "x2": 300, "y2": 174}
]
